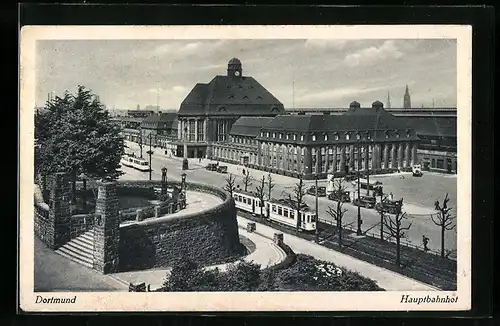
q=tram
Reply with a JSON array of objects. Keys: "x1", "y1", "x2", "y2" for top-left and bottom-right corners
[
  {"x1": 120, "y1": 155, "x2": 151, "y2": 172},
  {"x1": 233, "y1": 190, "x2": 316, "y2": 232}
]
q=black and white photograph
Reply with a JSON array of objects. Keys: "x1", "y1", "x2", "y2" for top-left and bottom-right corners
[{"x1": 20, "y1": 25, "x2": 472, "y2": 312}]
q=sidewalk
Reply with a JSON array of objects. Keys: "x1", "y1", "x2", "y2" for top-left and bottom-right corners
[
  {"x1": 34, "y1": 237, "x2": 129, "y2": 292},
  {"x1": 237, "y1": 215, "x2": 439, "y2": 291},
  {"x1": 110, "y1": 226, "x2": 286, "y2": 290}
]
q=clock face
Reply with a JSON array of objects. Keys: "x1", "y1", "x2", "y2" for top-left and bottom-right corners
[{"x1": 234, "y1": 71, "x2": 240, "y2": 76}]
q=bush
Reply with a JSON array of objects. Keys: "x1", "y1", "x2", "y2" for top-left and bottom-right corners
[
  {"x1": 116, "y1": 186, "x2": 157, "y2": 200},
  {"x1": 160, "y1": 254, "x2": 384, "y2": 292}
]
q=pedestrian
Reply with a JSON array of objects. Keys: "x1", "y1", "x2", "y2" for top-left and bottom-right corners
[
  {"x1": 422, "y1": 235, "x2": 430, "y2": 252},
  {"x1": 199, "y1": 157, "x2": 201, "y2": 163},
  {"x1": 390, "y1": 192, "x2": 394, "y2": 201}
]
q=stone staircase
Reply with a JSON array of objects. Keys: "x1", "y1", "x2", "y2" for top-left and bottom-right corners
[{"x1": 55, "y1": 230, "x2": 94, "y2": 269}]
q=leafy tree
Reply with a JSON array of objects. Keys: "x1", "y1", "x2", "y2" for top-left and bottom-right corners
[
  {"x1": 325, "y1": 177, "x2": 349, "y2": 248},
  {"x1": 162, "y1": 258, "x2": 205, "y2": 291},
  {"x1": 288, "y1": 175, "x2": 307, "y2": 232},
  {"x1": 431, "y1": 193, "x2": 456, "y2": 258},
  {"x1": 224, "y1": 173, "x2": 237, "y2": 196},
  {"x1": 254, "y1": 175, "x2": 266, "y2": 218},
  {"x1": 35, "y1": 86, "x2": 125, "y2": 203},
  {"x1": 242, "y1": 169, "x2": 254, "y2": 192},
  {"x1": 383, "y1": 204, "x2": 412, "y2": 267}
]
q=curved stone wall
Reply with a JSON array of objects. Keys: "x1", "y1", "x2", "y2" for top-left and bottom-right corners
[{"x1": 117, "y1": 180, "x2": 245, "y2": 272}]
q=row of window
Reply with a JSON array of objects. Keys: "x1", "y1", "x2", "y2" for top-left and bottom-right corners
[
  {"x1": 230, "y1": 136, "x2": 258, "y2": 145},
  {"x1": 269, "y1": 203, "x2": 315, "y2": 223},
  {"x1": 260, "y1": 130, "x2": 412, "y2": 141}
]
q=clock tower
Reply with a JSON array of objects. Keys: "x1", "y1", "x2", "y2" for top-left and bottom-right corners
[{"x1": 227, "y1": 57, "x2": 242, "y2": 78}]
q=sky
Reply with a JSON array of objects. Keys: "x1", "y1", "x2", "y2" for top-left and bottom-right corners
[{"x1": 36, "y1": 39, "x2": 457, "y2": 110}]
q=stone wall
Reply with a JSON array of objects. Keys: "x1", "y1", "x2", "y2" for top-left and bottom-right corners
[
  {"x1": 118, "y1": 180, "x2": 244, "y2": 272},
  {"x1": 70, "y1": 214, "x2": 96, "y2": 239}
]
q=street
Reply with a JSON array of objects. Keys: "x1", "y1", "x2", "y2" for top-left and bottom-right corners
[{"x1": 122, "y1": 141, "x2": 457, "y2": 256}]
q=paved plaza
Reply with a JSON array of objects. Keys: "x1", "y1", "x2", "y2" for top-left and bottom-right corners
[{"x1": 122, "y1": 141, "x2": 458, "y2": 255}]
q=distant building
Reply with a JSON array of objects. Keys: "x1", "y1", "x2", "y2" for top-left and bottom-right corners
[
  {"x1": 214, "y1": 101, "x2": 419, "y2": 180},
  {"x1": 403, "y1": 85, "x2": 411, "y2": 109},
  {"x1": 174, "y1": 58, "x2": 286, "y2": 159}
]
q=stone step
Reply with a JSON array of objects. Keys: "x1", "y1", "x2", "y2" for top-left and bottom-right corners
[
  {"x1": 56, "y1": 249, "x2": 94, "y2": 269},
  {"x1": 56, "y1": 245, "x2": 94, "y2": 267},
  {"x1": 67, "y1": 237, "x2": 94, "y2": 253},
  {"x1": 78, "y1": 233, "x2": 95, "y2": 246},
  {"x1": 57, "y1": 242, "x2": 94, "y2": 261}
]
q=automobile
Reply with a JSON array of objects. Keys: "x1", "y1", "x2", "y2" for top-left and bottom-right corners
[
  {"x1": 327, "y1": 190, "x2": 351, "y2": 203},
  {"x1": 205, "y1": 163, "x2": 218, "y2": 171},
  {"x1": 306, "y1": 186, "x2": 327, "y2": 197},
  {"x1": 375, "y1": 198, "x2": 403, "y2": 214},
  {"x1": 412, "y1": 164, "x2": 423, "y2": 177},
  {"x1": 216, "y1": 165, "x2": 228, "y2": 173},
  {"x1": 344, "y1": 172, "x2": 357, "y2": 182},
  {"x1": 352, "y1": 196, "x2": 376, "y2": 209}
]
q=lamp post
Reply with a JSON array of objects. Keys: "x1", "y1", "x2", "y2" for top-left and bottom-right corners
[
  {"x1": 161, "y1": 167, "x2": 168, "y2": 196},
  {"x1": 315, "y1": 174, "x2": 319, "y2": 243},
  {"x1": 146, "y1": 133, "x2": 153, "y2": 181},
  {"x1": 180, "y1": 172, "x2": 187, "y2": 209},
  {"x1": 182, "y1": 126, "x2": 189, "y2": 170},
  {"x1": 138, "y1": 127, "x2": 144, "y2": 158},
  {"x1": 356, "y1": 139, "x2": 363, "y2": 236}
]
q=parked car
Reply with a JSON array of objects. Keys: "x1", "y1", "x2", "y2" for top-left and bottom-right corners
[
  {"x1": 412, "y1": 164, "x2": 423, "y2": 177},
  {"x1": 205, "y1": 163, "x2": 218, "y2": 171},
  {"x1": 328, "y1": 190, "x2": 351, "y2": 203},
  {"x1": 352, "y1": 196, "x2": 376, "y2": 209},
  {"x1": 216, "y1": 165, "x2": 228, "y2": 173},
  {"x1": 375, "y1": 198, "x2": 403, "y2": 214},
  {"x1": 344, "y1": 172, "x2": 357, "y2": 182},
  {"x1": 306, "y1": 186, "x2": 327, "y2": 197}
]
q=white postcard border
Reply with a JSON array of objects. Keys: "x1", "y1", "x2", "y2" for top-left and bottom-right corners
[{"x1": 19, "y1": 25, "x2": 472, "y2": 312}]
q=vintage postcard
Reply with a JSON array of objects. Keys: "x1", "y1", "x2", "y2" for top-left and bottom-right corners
[{"x1": 19, "y1": 25, "x2": 472, "y2": 312}]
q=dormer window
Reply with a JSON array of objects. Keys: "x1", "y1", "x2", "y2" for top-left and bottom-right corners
[
  {"x1": 356, "y1": 133, "x2": 360, "y2": 140},
  {"x1": 324, "y1": 134, "x2": 328, "y2": 141},
  {"x1": 272, "y1": 133, "x2": 276, "y2": 138},
  {"x1": 346, "y1": 133, "x2": 350, "y2": 140},
  {"x1": 279, "y1": 133, "x2": 282, "y2": 139},
  {"x1": 312, "y1": 134, "x2": 316, "y2": 141},
  {"x1": 385, "y1": 131, "x2": 389, "y2": 139},
  {"x1": 271, "y1": 106, "x2": 279, "y2": 112},
  {"x1": 242, "y1": 95, "x2": 248, "y2": 100},
  {"x1": 257, "y1": 96, "x2": 263, "y2": 100},
  {"x1": 293, "y1": 134, "x2": 297, "y2": 141},
  {"x1": 367, "y1": 133, "x2": 371, "y2": 140},
  {"x1": 334, "y1": 133, "x2": 339, "y2": 141},
  {"x1": 228, "y1": 95, "x2": 235, "y2": 99},
  {"x1": 266, "y1": 132, "x2": 270, "y2": 137},
  {"x1": 286, "y1": 134, "x2": 289, "y2": 140},
  {"x1": 406, "y1": 129, "x2": 411, "y2": 137},
  {"x1": 395, "y1": 132, "x2": 400, "y2": 138},
  {"x1": 300, "y1": 135, "x2": 304, "y2": 141},
  {"x1": 261, "y1": 132, "x2": 264, "y2": 137}
]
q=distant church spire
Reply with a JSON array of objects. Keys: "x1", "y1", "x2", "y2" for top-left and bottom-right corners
[
  {"x1": 386, "y1": 91, "x2": 391, "y2": 108},
  {"x1": 403, "y1": 84, "x2": 411, "y2": 109}
]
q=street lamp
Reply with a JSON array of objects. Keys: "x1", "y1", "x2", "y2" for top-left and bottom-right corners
[
  {"x1": 161, "y1": 167, "x2": 168, "y2": 196},
  {"x1": 146, "y1": 133, "x2": 154, "y2": 181},
  {"x1": 315, "y1": 174, "x2": 319, "y2": 243},
  {"x1": 356, "y1": 139, "x2": 363, "y2": 236},
  {"x1": 182, "y1": 126, "x2": 189, "y2": 170}
]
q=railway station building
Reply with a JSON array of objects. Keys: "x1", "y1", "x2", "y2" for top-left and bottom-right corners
[
  {"x1": 173, "y1": 58, "x2": 286, "y2": 159},
  {"x1": 213, "y1": 101, "x2": 420, "y2": 180}
]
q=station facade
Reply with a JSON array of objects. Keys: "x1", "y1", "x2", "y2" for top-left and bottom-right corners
[{"x1": 213, "y1": 101, "x2": 420, "y2": 180}]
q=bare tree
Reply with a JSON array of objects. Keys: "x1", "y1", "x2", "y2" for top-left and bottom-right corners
[
  {"x1": 254, "y1": 175, "x2": 266, "y2": 218},
  {"x1": 224, "y1": 173, "x2": 237, "y2": 197},
  {"x1": 242, "y1": 169, "x2": 254, "y2": 192},
  {"x1": 431, "y1": 193, "x2": 456, "y2": 258},
  {"x1": 325, "y1": 177, "x2": 348, "y2": 248},
  {"x1": 383, "y1": 207, "x2": 412, "y2": 267},
  {"x1": 288, "y1": 175, "x2": 307, "y2": 232},
  {"x1": 375, "y1": 193, "x2": 389, "y2": 241},
  {"x1": 266, "y1": 173, "x2": 275, "y2": 201}
]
